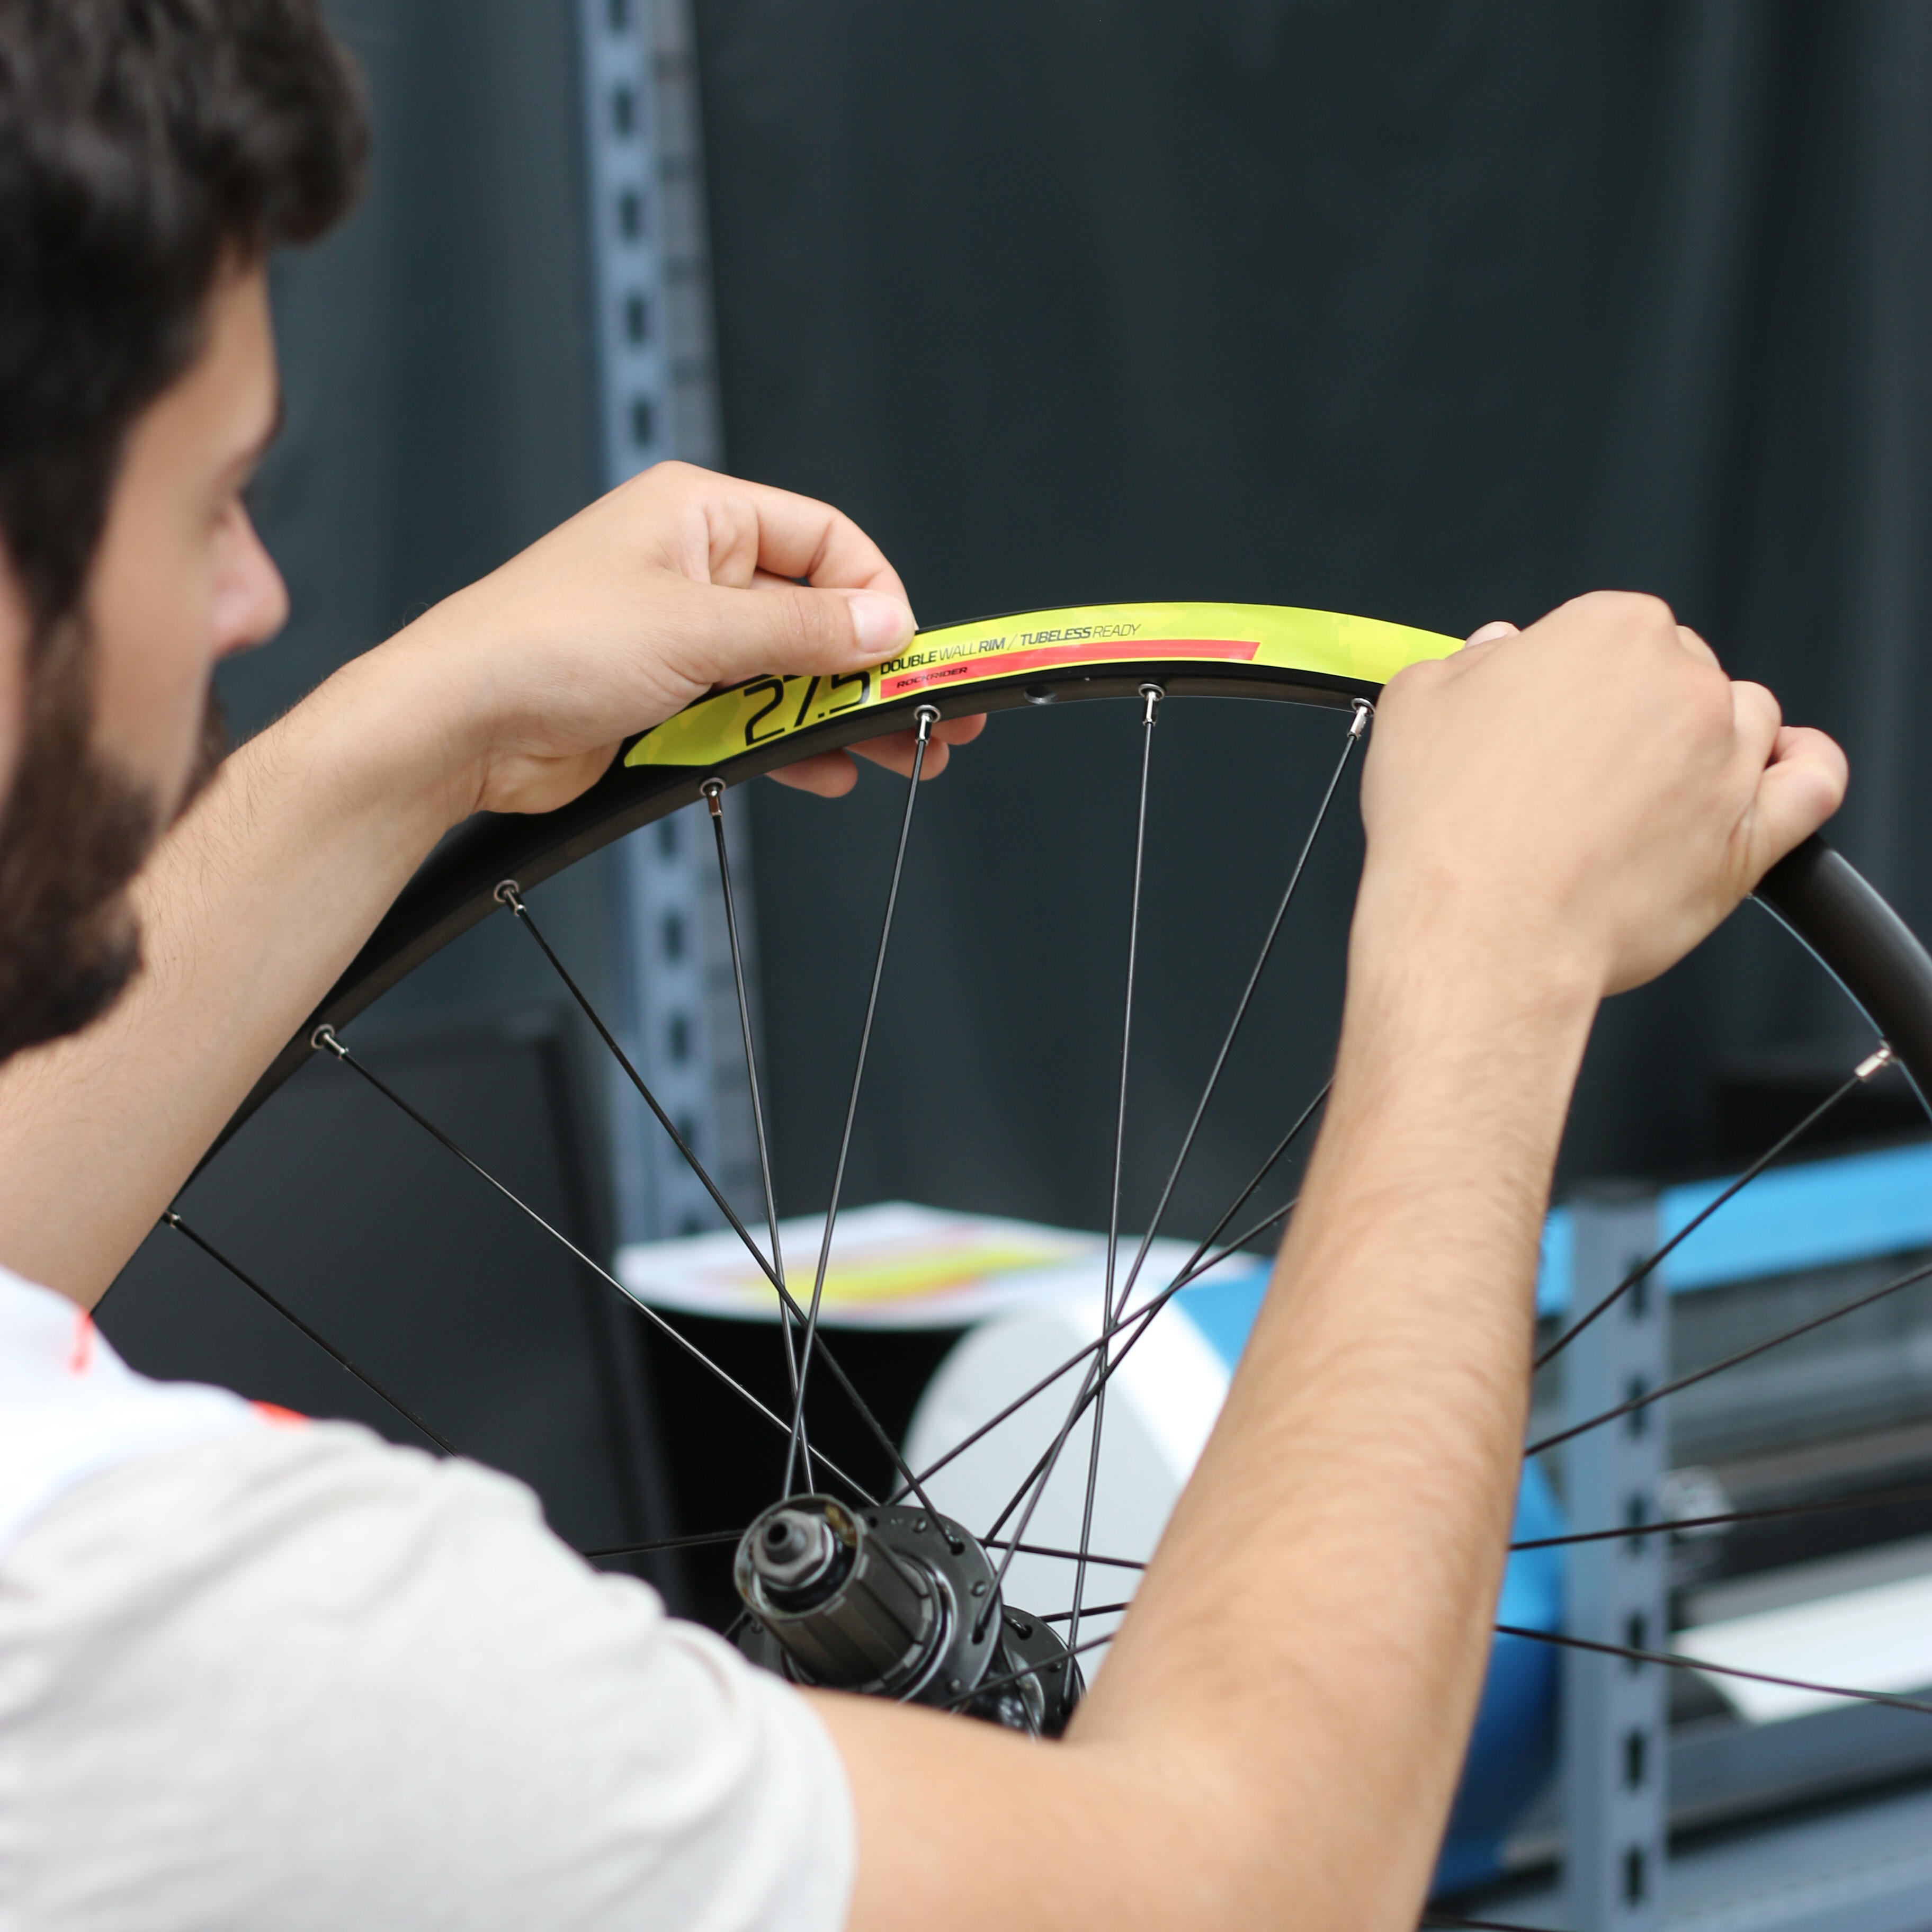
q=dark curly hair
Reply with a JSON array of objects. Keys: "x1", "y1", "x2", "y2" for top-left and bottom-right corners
[
  {"x1": 0, "y1": 0, "x2": 368, "y2": 646},
  {"x1": 0, "y1": 0, "x2": 366, "y2": 1063}
]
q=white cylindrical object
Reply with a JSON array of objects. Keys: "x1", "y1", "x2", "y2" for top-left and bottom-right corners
[{"x1": 904, "y1": 1281, "x2": 1251, "y2": 1668}]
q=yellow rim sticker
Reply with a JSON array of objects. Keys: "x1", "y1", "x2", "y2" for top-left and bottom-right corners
[{"x1": 625, "y1": 600, "x2": 1457, "y2": 773}]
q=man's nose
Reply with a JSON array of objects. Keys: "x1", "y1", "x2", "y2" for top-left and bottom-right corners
[{"x1": 211, "y1": 507, "x2": 289, "y2": 658}]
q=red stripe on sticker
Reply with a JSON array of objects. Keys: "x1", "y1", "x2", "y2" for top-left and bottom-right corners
[
  {"x1": 68, "y1": 1311, "x2": 94, "y2": 1375},
  {"x1": 880, "y1": 636, "x2": 1260, "y2": 699},
  {"x1": 252, "y1": 1401, "x2": 310, "y2": 1428}
]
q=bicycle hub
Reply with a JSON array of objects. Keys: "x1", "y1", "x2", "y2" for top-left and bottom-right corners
[{"x1": 732, "y1": 1495, "x2": 1083, "y2": 1737}]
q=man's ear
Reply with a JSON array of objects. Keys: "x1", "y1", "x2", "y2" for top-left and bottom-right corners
[{"x1": 0, "y1": 544, "x2": 30, "y2": 813}]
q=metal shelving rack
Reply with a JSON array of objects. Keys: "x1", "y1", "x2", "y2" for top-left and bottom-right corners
[
  {"x1": 575, "y1": 0, "x2": 760, "y2": 1245},
  {"x1": 1471, "y1": 1137, "x2": 1932, "y2": 1930}
]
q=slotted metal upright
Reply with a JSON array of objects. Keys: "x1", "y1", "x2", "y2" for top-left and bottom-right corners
[
  {"x1": 1563, "y1": 1192, "x2": 1671, "y2": 1931},
  {"x1": 575, "y1": 0, "x2": 759, "y2": 1243}
]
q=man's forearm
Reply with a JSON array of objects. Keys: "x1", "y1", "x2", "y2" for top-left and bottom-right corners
[
  {"x1": 1072, "y1": 907, "x2": 1595, "y2": 1919},
  {"x1": 825, "y1": 908, "x2": 1597, "y2": 1932},
  {"x1": 0, "y1": 647, "x2": 455, "y2": 1302},
  {"x1": 0, "y1": 459, "x2": 935, "y2": 1305}
]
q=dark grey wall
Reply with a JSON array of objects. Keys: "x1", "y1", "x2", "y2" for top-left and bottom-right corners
[
  {"x1": 695, "y1": 0, "x2": 1932, "y2": 1223},
  {"x1": 230, "y1": 0, "x2": 598, "y2": 726},
  {"x1": 222, "y1": 0, "x2": 621, "y2": 1026},
  {"x1": 181, "y1": 1, "x2": 1932, "y2": 1264},
  {"x1": 87, "y1": 0, "x2": 1932, "y2": 1566}
]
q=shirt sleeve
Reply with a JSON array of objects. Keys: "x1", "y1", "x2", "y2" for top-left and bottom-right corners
[{"x1": 0, "y1": 1421, "x2": 856, "y2": 1932}]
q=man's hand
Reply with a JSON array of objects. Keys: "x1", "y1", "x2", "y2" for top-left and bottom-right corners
[
  {"x1": 0, "y1": 463, "x2": 978, "y2": 1302},
  {"x1": 1359, "y1": 592, "x2": 1848, "y2": 997},
  {"x1": 816, "y1": 593, "x2": 1850, "y2": 1932},
  {"x1": 379, "y1": 462, "x2": 982, "y2": 816}
]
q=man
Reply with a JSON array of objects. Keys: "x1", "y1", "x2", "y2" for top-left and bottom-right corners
[{"x1": 0, "y1": 3, "x2": 1847, "y2": 1928}]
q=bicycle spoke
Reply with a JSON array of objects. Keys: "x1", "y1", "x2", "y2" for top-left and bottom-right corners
[
  {"x1": 308, "y1": 1025, "x2": 876, "y2": 1501},
  {"x1": 1040, "y1": 1600, "x2": 1132, "y2": 1623},
  {"x1": 787, "y1": 704, "x2": 941, "y2": 1497},
  {"x1": 896, "y1": 1209, "x2": 1273, "y2": 1510},
  {"x1": 1526, "y1": 1249, "x2": 1932, "y2": 1458},
  {"x1": 1422, "y1": 1913, "x2": 1567, "y2": 1932},
  {"x1": 701, "y1": 780, "x2": 810, "y2": 1488},
  {"x1": 979, "y1": 1354, "x2": 1113, "y2": 1611},
  {"x1": 983, "y1": 1539, "x2": 1146, "y2": 1570},
  {"x1": 964, "y1": 1072, "x2": 1327, "y2": 1561},
  {"x1": 1115, "y1": 1079, "x2": 1330, "y2": 1325},
  {"x1": 1512, "y1": 1479, "x2": 1932, "y2": 1552},
  {"x1": 901, "y1": 1318, "x2": 1131, "y2": 1506},
  {"x1": 583, "y1": 1527, "x2": 748, "y2": 1560},
  {"x1": 941, "y1": 1627, "x2": 1117, "y2": 1711},
  {"x1": 898, "y1": 1297, "x2": 1175, "y2": 1506},
  {"x1": 497, "y1": 880, "x2": 778, "y2": 1275},
  {"x1": 495, "y1": 881, "x2": 942, "y2": 1516},
  {"x1": 1069, "y1": 684, "x2": 1161, "y2": 1655},
  {"x1": 973, "y1": 1167, "x2": 1321, "y2": 1530},
  {"x1": 586, "y1": 1528, "x2": 1152, "y2": 1569},
  {"x1": 1010, "y1": 1480, "x2": 1932, "y2": 1571},
  {"x1": 975, "y1": 1174, "x2": 1305, "y2": 1544},
  {"x1": 1182, "y1": 1193, "x2": 1301, "y2": 1279},
  {"x1": 1111, "y1": 700, "x2": 1367, "y2": 1323},
  {"x1": 969, "y1": 1110, "x2": 1327, "y2": 1539},
  {"x1": 997, "y1": 736, "x2": 1349, "y2": 1603},
  {"x1": 1535, "y1": 1043, "x2": 1893, "y2": 1370},
  {"x1": 1495, "y1": 1621, "x2": 1932, "y2": 1718},
  {"x1": 162, "y1": 1210, "x2": 456, "y2": 1455},
  {"x1": 895, "y1": 1128, "x2": 1313, "y2": 1509},
  {"x1": 919, "y1": 1182, "x2": 1298, "y2": 1530}
]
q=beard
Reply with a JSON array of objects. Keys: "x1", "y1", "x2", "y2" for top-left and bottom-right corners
[{"x1": 0, "y1": 615, "x2": 226, "y2": 1063}]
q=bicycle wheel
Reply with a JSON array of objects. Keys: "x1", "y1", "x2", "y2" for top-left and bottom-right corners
[{"x1": 152, "y1": 600, "x2": 1932, "y2": 1759}]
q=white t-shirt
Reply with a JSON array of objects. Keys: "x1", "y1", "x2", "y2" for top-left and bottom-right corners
[{"x1": 0, "y1": 1265, "x2": 855, "y2": 1931}]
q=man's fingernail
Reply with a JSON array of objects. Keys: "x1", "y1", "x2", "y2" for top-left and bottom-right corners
[
  {"x1": 1463, "y1": 620, "x2": 1518, "y2": 648},
  {"x1": 845, "y1": 592, "x2": 916, "y2": 659}
]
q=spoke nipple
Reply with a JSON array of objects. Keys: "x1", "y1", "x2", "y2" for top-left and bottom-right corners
[
  {"x1": 701, "y1": 777, "x2": 725, "y2": 815},
  {"x1": 1139, "y1": 681, "x2": 1164, "y2": 723},
  {"x1": 1857, "y1": 1042, "x2": 1896, "y2": 1081},
  {"x1": 914, "y1": 703, "x2": 941, "y2": 742},
  {"x1": 493, "y1": 879, "x2": 523, "y2": 909},
  {"x1": 310, "y1": 1024, "x2": 345, "y2": 1057},
  {"x1": 1349, "y1": 697, "x2": 1374, "y2": 739}
]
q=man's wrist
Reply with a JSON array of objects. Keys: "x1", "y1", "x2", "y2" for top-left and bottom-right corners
[
  {"x1": 1336, "y1": 862, "x2": 1600, "y2": 1182},
  {"x1": 281, "y1": 631, "x2": 481, "y2": 847},
  {"x1": 1349, "y1": 856, "x2": 1605, "y2": 1028}
]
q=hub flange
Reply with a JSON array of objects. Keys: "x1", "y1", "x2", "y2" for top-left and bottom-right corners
[{"x1": 732, "y1": 1495, "x2": 1084, "y2": 1736}]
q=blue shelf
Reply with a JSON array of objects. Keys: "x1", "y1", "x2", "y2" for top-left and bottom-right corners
[{"x1": 1537, "y1": 1140, "x2": 1932, "y2": 1317}]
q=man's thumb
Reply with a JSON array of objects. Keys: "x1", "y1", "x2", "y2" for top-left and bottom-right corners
[
  {"x1": 839, "y1": 589, "x2": 918, "y2": 661},
  {"x1": 685, "y1": 580, "x2": 916, "y2": 685},
  {"x1": 1748, "y1": 725, "x2": 1848, "y2": 885}
]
